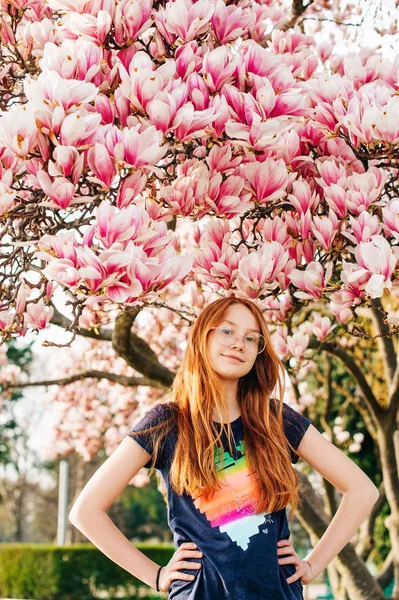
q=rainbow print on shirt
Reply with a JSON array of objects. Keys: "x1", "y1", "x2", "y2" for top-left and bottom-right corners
[{"x1": 191, "y1": 437, "x2": 273, "y2": 551}]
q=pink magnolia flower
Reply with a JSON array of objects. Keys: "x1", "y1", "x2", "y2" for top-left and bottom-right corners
[
  {"x1": 287, "y1": 332, "x2": 309, "y2": 361},
  {"x1": 59, "y1": 110, "x2": 102, "y2": 147},
  {"x1": 329, "y1": 288, "x2": 361, "y2": 320},
  {"x1": 175, "y1": 41, "x2": 203, "y2": 81},
  {"x1": 309, "y1": 73, "x2": 354, "y2": 105},
  {"x1": 208, "y1": 93, "x2": 230, "y2": 138},
  {"x1": 43, "y1": 259, "x2": 80, "y2": 287},
  {"x1": 120, "y1": 51, "x2": 176, "y2": 113},
  {"x1": 241, "y1": 158, "x2": 295, "y2": 204},
  {"x1": 371, "y1": 97, "x2": 399, "y2": 145},
  {"x1": 204, "y1": 174, "x2": 250, "y2": 219},
  {"x1": 36, "y1": 170, "x2": 78, "y2": 210},
  {"x1": 40, "y1": 39, "x2": 102, "y2": 82},
  {"x1": 75, "y1": 246, "x2": 130, "y2": 293},
  {"x1": 15, "y1": 282, "x2": 28, "y2": 314},
  {"x1": 87, "y1": 143, "x2": 117, "y2": 189},
  {"x1": 159, "y1": 160, "x2": 210, "y2": 216},
  {"x1": 289, "y1": 261, "x2": 333, "y2": 300},
  {"x1": 24, "y1": 300, "x2": 54, "y2": 331},
  {"x1": 163, "y1": 0, "x2": 214, "y2": 43},
  {"x1": 311, "y1": 210, "x2": 339, "y2": 251},
  {"x1": 173, "y1": 104, "x2": 217, "y2": 142},
  {"x1": 117, "y1": 171, "x2": 147, "y2": 208},
  {"x1": 24, "y1": 70, "x2": 98, "y2": 112},
  {"x1": 288, "y1": 179, "x2": 319, "y2": 216},
  {"x1": 343, "y1": 54, "x2": 384, "y2": 89},
  {"x1": 187, "y1": 73, "x2": 209, "y2": 110},
  {"x1": 315, "y1": 159, "x2": 347, "y2": 188},
  {"x1": 0, "y1": 311, "x2": 15, "y2": 331},
  {"x1": 20, "y1": 18, "x2": 58, "y2": 62},
  {"x1": 324, "y1": 184, "x2": 348, "y2": 220},
  {"x1": 0, "y1": 167, "x2": 16, "y2": 215},
  {"x1": 96, "y1": 201, "x2": 145, "y2": 248},
  {"x1": 49, "y1": 146, "x2": 84, "y2": 184},
  {"x1": 236, "y1": 241, "x2": 291, "y2": 298},
  {"x1": 147, "y1": 91, "x2": 180, "y2": 135},
  {"x1": 119, "y1": 124, "x2": 167, "y2": 170},
  {"x1": 206, "y1": 143, "x2": 242, "y2": 174},
  {"x1": 95, "y1": 95, "x2": 115, "y2": 125},
  {"x1": 61, "y1": 10, "x2": 112, "y2": 44},
  {"x1": 382, "y1": 198, "x2": 399, "y2": 242},
  {"x1": 0, "y1": 110, "x2": 38, "y2": 158},
  {"x1": 211, "y1": 0, "x2": 254, "y2": 44},
  {"x1": 307, "y1": 313, "x2": 336, "y2": 342},
  {"x1": 202, "y1": 47, "x2": 241, "y2": 93},
  {"x1": 0, "y1": 181, "x2": 16, "y2": 216},
  {"x1": 351, "y1": 235, "x2": 398, "y2": 298},
  {"x1": 37, "y1": 231, "x2": 78, "y2": 263},
  {"x1": 348, "y1": 211, "x2": 380, "y2": 244},
  {"x1": 148, "y1": 251, "x2": 193, "y2": 292},
  {"x1": 114, "y1": 0, "x2": 153, "y2": 44}
]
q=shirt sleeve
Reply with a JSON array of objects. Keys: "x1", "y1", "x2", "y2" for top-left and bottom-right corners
[
  {"x1": 126, "y1": 403, "x2": 173, "y2": 470},
  {"x1": 282, "y1": 402, "x2": 312, "y2": 464}
]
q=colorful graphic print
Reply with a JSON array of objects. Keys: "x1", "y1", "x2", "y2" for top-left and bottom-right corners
[{"x1": 192, "y1": 437, "x2": 273, "y2": 551}]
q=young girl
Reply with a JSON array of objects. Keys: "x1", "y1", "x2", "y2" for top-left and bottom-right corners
[{"x1": 69, "y1": 296, "x2": 379, "y2": 599}]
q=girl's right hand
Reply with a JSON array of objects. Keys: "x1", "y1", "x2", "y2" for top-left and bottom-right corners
[{"x1": 158, "y1": 541, "x2": 203, "y2": 593}]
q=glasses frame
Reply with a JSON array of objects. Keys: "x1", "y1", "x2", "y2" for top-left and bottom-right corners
[{"x1": 209, "y1": 326, "x2": 266, "y2": 355}]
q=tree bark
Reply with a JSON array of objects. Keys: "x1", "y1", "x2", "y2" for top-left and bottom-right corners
[{"x1": 296, "y1": 471, "x2": 386, "y2": 600}]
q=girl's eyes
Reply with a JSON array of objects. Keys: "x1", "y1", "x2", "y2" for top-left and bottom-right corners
[{"x1": 221, "y1": 328, "x2": 255, "y2": 342}]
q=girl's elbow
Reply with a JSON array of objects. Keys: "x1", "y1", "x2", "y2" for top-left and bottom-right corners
[
  {"x1": 360, "y1": 480, "x2": 379, "y2": 506},
  {"x1": 368, "y1": 483, "x2": 380, "y2": 504},
  {"x1": 69, "y1": 507, "x2": 81, "y2": 528}
]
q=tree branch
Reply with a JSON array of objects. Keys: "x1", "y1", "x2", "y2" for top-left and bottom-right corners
[
  {"x1": 376, "y1": 549, "x2": 394, "y2": 590},
  {"x1": 112, "y1": 309, "x2": 175, "y2": 388},
  {"x1": 368, "y1": 297, "x2": 397, "y2": 388},
  {"x1": 51, "y1": 305, "x2": 113, "y2": 342},
  {"x1": 1, "y1": 370, "x2": 160, "y2": 391},
  {"x1": 309, "y1": 339, "x2": 384, "y2": 423},
  {"x1": 356, "y1": 481, "x2": 386, "y2": 560},
  {"x1": 259, "y1": 0, "x2": 314, "y2": 48},
  {"x1": 295, "y1": 471, "x2": 385, "y2": 599}
]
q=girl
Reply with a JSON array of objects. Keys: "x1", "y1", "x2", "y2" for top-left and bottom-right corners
[{"x1": 69, "y1": 296, "x2": 379, "y2": 599}]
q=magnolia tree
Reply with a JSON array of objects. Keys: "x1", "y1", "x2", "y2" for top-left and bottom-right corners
[{"x1": 1, "y1": 0, "x2": 399, "y2": 597}]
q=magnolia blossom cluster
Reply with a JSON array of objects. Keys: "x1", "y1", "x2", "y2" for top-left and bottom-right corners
[
  {"x1": 1, "y1": 0, "x2": 399, "y2": 348},
  {"x1": 34, "y1": 201, "x2": 193, "y2": 304},
  {"x1": 333, "y1": 416, "x2": 365, "y2": 454}
]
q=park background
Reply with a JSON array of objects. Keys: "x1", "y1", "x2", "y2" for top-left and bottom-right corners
[{"x1": 0, "y1": 0, "x2": 399, "y2": 598}]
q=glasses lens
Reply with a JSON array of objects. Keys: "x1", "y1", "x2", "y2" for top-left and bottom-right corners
[{"x1": 215, "y1": 328, "x2": 265, "y2": 354}]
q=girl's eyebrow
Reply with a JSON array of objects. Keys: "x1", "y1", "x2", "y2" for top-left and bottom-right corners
[{"x1": 221, "y1": 319, "x2": 260, "y2": 334}]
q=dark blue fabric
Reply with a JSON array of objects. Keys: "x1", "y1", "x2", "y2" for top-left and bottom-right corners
[{"x1": 127, "y1": 402, "x2": 311, "y2": 599}]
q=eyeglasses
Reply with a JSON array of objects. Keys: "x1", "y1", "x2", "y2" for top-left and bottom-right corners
[{"x1": 210, "y1": 326, "x2": 266, "y2": 354}]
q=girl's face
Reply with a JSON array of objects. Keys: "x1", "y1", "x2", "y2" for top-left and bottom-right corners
[{"x1": 207, "y1": 304, "x2": 261, "y2": 380}]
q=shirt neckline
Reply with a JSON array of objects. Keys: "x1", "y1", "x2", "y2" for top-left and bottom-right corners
[{"x1": 213, "y1": 415, "x2": 242, "y2": 426}]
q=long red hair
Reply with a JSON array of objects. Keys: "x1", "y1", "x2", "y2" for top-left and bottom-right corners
[{"x1": 125, "y1": 297, "x2": 301, "y2": 518}]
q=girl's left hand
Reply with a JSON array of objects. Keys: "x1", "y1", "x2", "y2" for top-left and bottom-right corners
[{"x1": 277, "y1": 539, "x2": 314, "y2": 585}]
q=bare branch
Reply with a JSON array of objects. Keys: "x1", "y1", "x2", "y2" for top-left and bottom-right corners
[
  {"x1": 309, "y1": 339, "x2": 385, "y2": 423},
  {"x1": 1, "y1": 370, "x2": 161, "y2": 391},
  {"x1": 259, "y1": 0, "x2": 314, "y2": 47},
  {"x1": 51, "y1": 305, "x2": 113, "y2": 342}
]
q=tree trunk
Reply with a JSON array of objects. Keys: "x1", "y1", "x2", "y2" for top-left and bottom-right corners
[
  {"x1": 296, "y1": 471, "x2": 385, "y2": 600},
  {"x1": 376, "y1": 420, "x2": 399, "y2": 599}
]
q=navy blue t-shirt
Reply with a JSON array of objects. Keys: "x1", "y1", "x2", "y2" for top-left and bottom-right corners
[{"x1": 127, "y1": 402, "x2": 311, "y2": 599}]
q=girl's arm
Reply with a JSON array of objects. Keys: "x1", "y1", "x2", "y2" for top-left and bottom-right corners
[
  {"x1": 294, "y1": 424, "x2": 379, "y2": 581},
  {"x1": 69, "y1": 437, "x2": 162, "y2": 590}
]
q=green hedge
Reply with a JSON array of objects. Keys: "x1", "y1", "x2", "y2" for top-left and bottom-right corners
[{"x1": 0, "y1": 543, "x2": 174, "y2": 600}]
